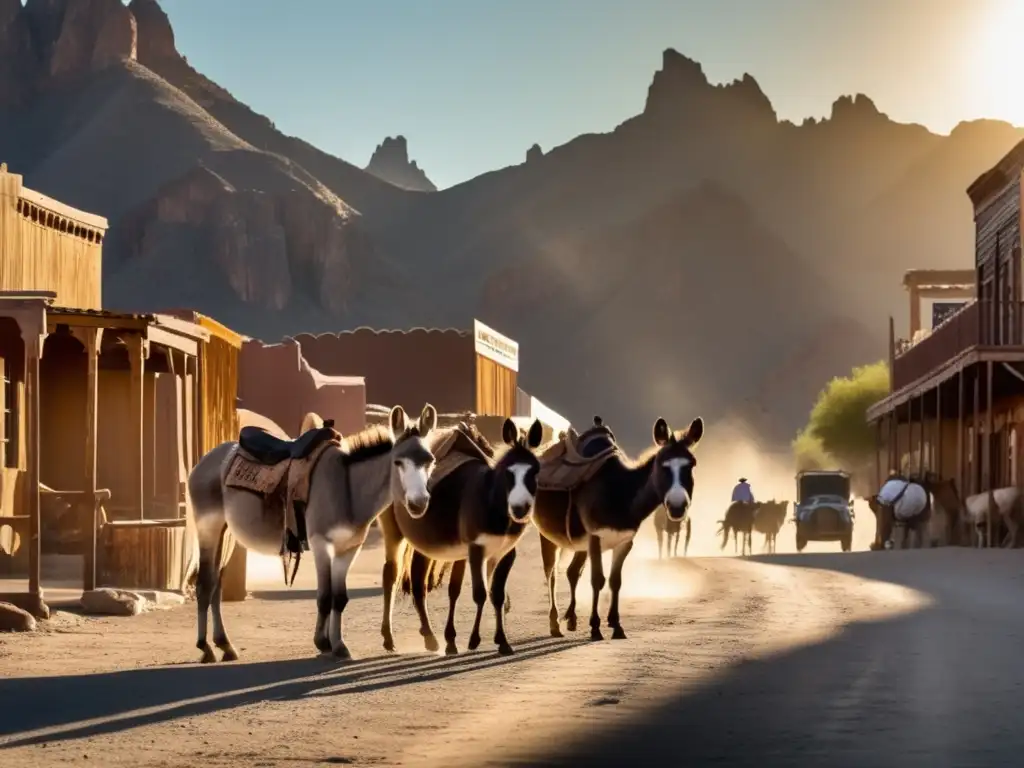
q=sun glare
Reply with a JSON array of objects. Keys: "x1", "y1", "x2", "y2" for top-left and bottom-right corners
[{"x1": 971, "y1": 0, "x2": 1024, "y2": 125}]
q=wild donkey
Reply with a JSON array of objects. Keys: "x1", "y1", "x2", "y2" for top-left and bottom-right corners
[
  {"x1": 186, "y1": 404, "x2": 437, "y2": 662},
  {"x1": 753, "y1": 500, "x2": 788, "y2": 554},
  {"x1": 533, "y1": 415, "x2": 704, "y2": 641},
  {"x1": 380, "y1": 418, "x2": 544, "y2": 656},
  {"x1": 653, "y1": 504, "x2": 691, "y2": 558}
]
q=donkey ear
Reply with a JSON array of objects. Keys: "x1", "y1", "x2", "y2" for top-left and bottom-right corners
[
  {"x1": 682, "y1": 417, "x2": 704, "y2": 448},
  {"x1": 389, "y1": 405, "x2": 408, "y2": 436},
  {"x1": 653, "y1": 418, "x2": 672, "y2": 446},
  {"x1": 527, "y1": 418, "x2": 544, "y2": 449},
  {"x1": 418, "y1": 403, "x2": 438, "y2": 436},
  {"x1": 501, "y1": 418, "x2": 519, "y2": 446}
]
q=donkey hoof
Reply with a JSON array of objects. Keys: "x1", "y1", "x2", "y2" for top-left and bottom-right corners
[
  {"x1": 611, "y1": 627, "x2": 627, "y2": 640},
  {"x1": 565, "y1": 615, "x2": 578, "y2": 632},
  {"x1": 589, "y1": 628, "x2": 605, "y2": 642},
  {"x1": 497, "y1": 643, "x2": 515, "y2": 656},
  {"x1": 332, "y1": 643, "x2": 352, "y2": 660},
  {"x1": 468, "y1": 633, "x2": 482, "y2": 651},
  {"x1": 423, "y1": 635, "x2": 440, "y2": 653},
  {"x1": 315, "y1": 635, "x2": 333, "y2": 653},
  {"x1": 444, "y1": 641, "x2": 459, "y2": 656},
  {"x1": 198, "y1": 645, "x2": 217, "y2": 664},
  {"x1": 382, "y1": 636, "x2": 396, "y2": 653},
  {"x1": 219, "y1": 644, "x2": 240, "y2": 662},
  {"x1": 549, "y1": 625, "x2": 564, "y2": 639}
]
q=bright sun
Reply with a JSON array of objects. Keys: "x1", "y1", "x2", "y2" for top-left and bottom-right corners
[{"x1": 971, "y1": 0, "x2": 1024, "y2": 125}]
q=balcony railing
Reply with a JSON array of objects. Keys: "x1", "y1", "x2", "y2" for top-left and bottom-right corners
[{"x1": 890, "y1": 298, "x2": 1024, "y2": 391}]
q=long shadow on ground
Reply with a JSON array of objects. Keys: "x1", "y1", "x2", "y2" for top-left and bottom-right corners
[
  {"x1": 511, "y1": 549, "x2": 1024, "y2": 768},
  {"x1": 0, "y1": 636, "x2": 582, "y2": 748}
]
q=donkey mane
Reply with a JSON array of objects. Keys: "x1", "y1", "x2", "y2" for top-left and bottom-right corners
[{"x1": 341, "y1": 424, "x2": 396, "y2": 464}]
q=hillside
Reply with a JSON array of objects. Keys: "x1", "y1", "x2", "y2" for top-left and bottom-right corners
[{"x1": 2, "y1": 0, "x2": 1022, "y2": 450}]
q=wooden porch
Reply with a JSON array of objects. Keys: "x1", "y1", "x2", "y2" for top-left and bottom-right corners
[{"x1": 0, "y1": 293, "x2": 212, "y2": 617}]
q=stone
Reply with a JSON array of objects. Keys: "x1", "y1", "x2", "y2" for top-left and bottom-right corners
[
  {"x1": 0, "y1": 601, "x2": 37, "y2": 632},
  {"x1": 80, "y1": 588, "x2": 147, "y2": 616},
  {"x1": 133, "y1": 589, "x2": 185, "y2": 607},
  {"x1": 364, "y1": 135, "x2": 437, "y2": 192}
]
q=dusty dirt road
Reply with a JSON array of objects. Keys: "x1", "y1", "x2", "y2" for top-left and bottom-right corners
[{"x1": 2, "y1": 513, "x2": 1024, "y2": 767}]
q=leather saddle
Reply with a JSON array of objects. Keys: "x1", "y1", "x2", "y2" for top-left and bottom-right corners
[
  {"x1": 239, "y1": 419, "x2": 339, "y2": 465},
  {"x1": 567, "y1": 416, "x2": 617, "y2": 459}
]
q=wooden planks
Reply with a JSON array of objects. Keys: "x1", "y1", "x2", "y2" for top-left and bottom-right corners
[{"x1": 99, "y1": 519, "x2": 186, "y2": 591}]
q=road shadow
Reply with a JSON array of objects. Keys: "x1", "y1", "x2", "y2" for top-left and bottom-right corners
[
  {"x1": 514, "y1": 548, "x2": 1024, "y2": 767},
  {"x1": 249, "y1": 586, "x2": 383, "y2": 602},
  {"x1": 0, "y1": 635, "x2": 583, "y2": 749}
]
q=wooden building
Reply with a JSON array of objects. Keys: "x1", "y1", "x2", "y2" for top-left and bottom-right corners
[
  {"x1": 0, "y1": 166, "x2": 247, "y2": 614},
  {"x1": 294, "y1": 319, "x2": 520, "y2": 418},
  {"x1": 866, "y1": 139, "x2": 1024, "y2": 545}
]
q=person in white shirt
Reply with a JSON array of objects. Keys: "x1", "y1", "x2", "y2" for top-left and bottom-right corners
[{"x1": 731, "y1": 477, "x2": 755, "y2": 504}]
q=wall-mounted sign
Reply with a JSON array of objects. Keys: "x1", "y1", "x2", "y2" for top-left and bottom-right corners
[
  {"x1": 932, "y1": 301, "x2": 967, "y2": 329},
  {"x1": 474, "y1": 319, "x2": 519, "y2": 372}
]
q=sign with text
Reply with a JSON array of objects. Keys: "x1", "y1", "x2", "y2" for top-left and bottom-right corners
[
  {"x1": 932, "y1": 301, "x2": 967, "y2": 329},
  {"x1": 474, "y1": 319, "x2": 519, "y2": 372}
]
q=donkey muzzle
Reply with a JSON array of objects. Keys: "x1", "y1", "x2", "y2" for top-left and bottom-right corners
[
  {"x1": 406, "y1": 494, "x2": 430, "y2": 518},
  {"x1": 508, "y1": 503, "x2": 533, "y2": 523},
  {"x1": 665, "y1": 502, "x2": 690, "y2": 523}
]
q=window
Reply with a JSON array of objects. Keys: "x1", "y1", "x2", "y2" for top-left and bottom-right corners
[{"x1": 2, "y1": 365, "x2": 17, "y2": 469}]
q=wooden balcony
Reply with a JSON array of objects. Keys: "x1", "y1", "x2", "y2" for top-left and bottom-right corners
[{"x1": 891, "y1": 300, "x2": 1024, "y2": 391}]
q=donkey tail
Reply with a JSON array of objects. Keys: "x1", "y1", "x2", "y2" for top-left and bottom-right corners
[
  {"x1": 718, "y1": 520, "x2": 730, "y2": 551},
  {"x1": 398, "y1": 542, "x2": 451, "y2": 597}
]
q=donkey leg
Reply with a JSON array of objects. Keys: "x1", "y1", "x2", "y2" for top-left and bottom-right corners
[
  {"x1": 379, "y1": 509, "x2": 403, "y2": 652},
  {"x1": 410, "y1": 550, "x2": 440, "y2": 653},
  {"x1": 607, "y1": 539, "x2": 634, "y2": 640},
  {"x1": 210, "y1": 572, "x2": 238, "y2": 662},
  {"x1": 656, "y1": 527, "x2": 664, "y2": 560},
  {"x1": 443, "y1": 559, "x2": 467, "y2": 655},
  {"x1": 490, "y1": 547, "x2": 517, "y2": 655},
  {"x1": 194, "y1": 540, "x2": 220, "y2": 664},
  {"x1": 467, "y1": 544, "x2": 487, "y2": 651},
  {"x1": 587, "y1": 535, "x2": 606, "y2": 642},
  {"x1": 563, "y1": 551, "x2": 588, "y2": 632},
  {"x1": 309, "y1": 535, "x2": 333, "y2": 653},
  {"x1": 328, "y1": 544, "x2": 362, "y2": 660},
  {"x1": 540, "y1": 536, "x2": 563, "y2": 638},
  {"x1": 684, "y1": 519, "x2": 691, "y2": 557}
]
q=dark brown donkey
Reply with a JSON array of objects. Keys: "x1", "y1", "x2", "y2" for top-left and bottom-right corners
[
  {"x1": 380, "y1": 418, "x2": 544, "y2": 656},
  {"x1": 752, "y1": 500, "x2": 788, "y2": 554},
  {"x1": 718, "y1": 501, "x2": 759, "y2": 556},
  {"x1": 533, "y1": 415, "x2": 704, "y2": 641}
]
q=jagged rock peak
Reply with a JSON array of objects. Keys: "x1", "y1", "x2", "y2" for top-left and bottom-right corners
[
  {"x1": 129, "y1": 0, "x2": 178, "y2": 62},
  {"x1": 365, "y1": 136, "x2": 437, "y2": 192},
  {"x1": 644, "y1": 48, "x2": 776, "y2": 122},
  {"x1": 829, "y1": 93, "x2": 882, "y2": 122},
  {"x1": 525, "y1": 143, "x2": 544, "y2": 163}
]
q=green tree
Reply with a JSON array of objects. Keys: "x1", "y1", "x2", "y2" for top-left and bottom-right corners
[{"x1": 793, "y1": 361, "x2": 889, "y2": 477}]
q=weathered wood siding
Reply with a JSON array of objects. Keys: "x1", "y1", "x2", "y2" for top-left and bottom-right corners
[
  {"x1": 475, "y1": 354, "x2": 517, "y2": 417},
  {"x1": 0, "y1": 170, "x2": 104, "y2": 310},
  {"x1": 200, "y1": 335, "x2": 239, "y2": 456}
]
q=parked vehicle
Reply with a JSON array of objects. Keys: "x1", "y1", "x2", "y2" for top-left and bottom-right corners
[{"x1": 793, "y1": 470, "x2": 854, "y2": 552}]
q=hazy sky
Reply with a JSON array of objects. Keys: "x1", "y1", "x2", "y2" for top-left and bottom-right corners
[{"x1": 161, "y1": 0, "x2": 1021, "y2": 189}]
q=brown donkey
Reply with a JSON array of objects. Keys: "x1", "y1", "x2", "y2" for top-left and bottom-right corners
[{"x1": 533, "y1": 416, "x2": 704, "y2": 641}]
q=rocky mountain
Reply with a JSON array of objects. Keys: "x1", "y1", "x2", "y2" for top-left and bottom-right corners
[
  {"x1": 365, "y1": 136, "x2": 436, "y2": 192},
  {"x1": 1, "y1": 0, "x2": 1021, "y2": 450}
]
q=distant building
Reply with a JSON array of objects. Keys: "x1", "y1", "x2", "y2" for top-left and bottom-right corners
[{"x1": 866, "y1": 139, "x2": 1024, "y2": 546}]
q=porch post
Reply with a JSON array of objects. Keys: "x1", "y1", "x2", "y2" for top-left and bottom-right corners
[
  {"x1": 957, "y1": 367, "x2": 964, "y2": 498},
  {"x1": 81, "y1": 328, "x2": 102, "y2": 590},
  {"x1": 20, "y1": 317, "x2": 46, "y2": 605},
  {"x1": 126, "y1": 334, "x2": 149, "y2": 519},
  {"x1": 985, "y1": 360, "x2": 994, "y2": 548},
  {"x1": 973, "y1": 372, "x2": 981, "y2": 497},
  {"x1": 874, "y1": 419, "x2": 882, "y2": 490},
  {"x1": 935, "y1": 383, "x2": 942, "y2": 477}
]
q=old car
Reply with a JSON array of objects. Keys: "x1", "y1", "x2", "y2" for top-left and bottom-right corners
[{"x1": 793, "y1": 470, "x2": 855, "y2": 552}]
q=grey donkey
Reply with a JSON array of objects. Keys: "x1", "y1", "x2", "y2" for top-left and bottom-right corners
[{"x1": 185, "y1": 403, "x2": 438, "y2": 662}]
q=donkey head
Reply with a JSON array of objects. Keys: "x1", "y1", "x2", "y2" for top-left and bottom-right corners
[
  {"x1": 388, "y1": 403, "x2": 438, "y2": 517},
  {"x1": 493, "y1": 418, "x2": 544, "y2": 524},
  {"x1": 651, "y1": 416, "x2": 704, "y2": 522}
]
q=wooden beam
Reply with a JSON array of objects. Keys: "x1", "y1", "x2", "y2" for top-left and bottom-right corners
[
  {"x1": 46, "y1": 314, "x2": 148, "y2": 332},
  {"x1": 146, "y1": 324, "x2": 199, "y2": 358},
  {"x1": 936, "y1": 384, "x2": 942, "y2": 477},
  {"x1": 126, "y1": 334, "x2": 149, "y2": 520},
  {"x1": 957, "y1": 368, "x2": 964, "y2": 500}
]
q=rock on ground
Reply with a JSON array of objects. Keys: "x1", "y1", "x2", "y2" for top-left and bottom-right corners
[
  {"x1": 79, "y1": 588, "x2": 147, "y2": 616},
  {"x1": 0, "y1": 601, "x2": 36, "y2": 632}
]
